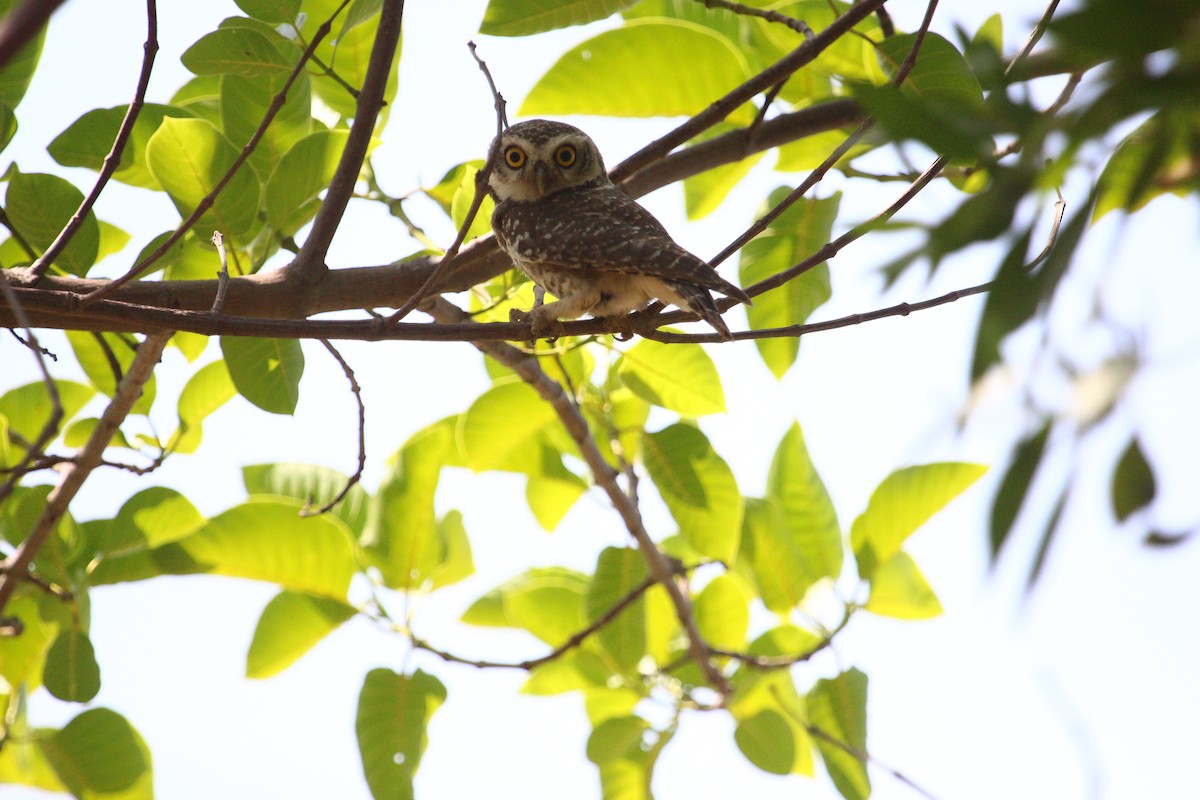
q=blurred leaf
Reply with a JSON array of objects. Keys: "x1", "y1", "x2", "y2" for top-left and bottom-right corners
[
  {"x1": 340, "y1": 0, "x2": 383, "y2": 39},
  {"x1": 851, "y1": 462, "x2": 986, "y2": 578},
  {"x1": 62, "y1": 417, "x2": 132, "y2": 449},
  {"x1": 0, "y1": 380, "x2": 94, "y2": 451},
  {"x1": 643, "y1": 424, "x2": 742, "y2": 563},
  {"x1": 864, "y1": 551, "x2": 942, "y2": 619},
  {"x1": 481, "y1": 0, "x2": 637, "y2": 36},
  {"x1": 244, "y1": 462, "x2": 370, "y2": 538},
  {"x1": 48, "y1": 104, "x2": 196, "y2": 189},
  {"x1": 970, "y1": 228, "x2": 1037, "y2": 381},
  {"x1": 236, "y1": 0, "x2": 301, "y2": 23},
  {"x1": 146, "y1": 117, "x2": 262, "y2": 238},
  {"x1": 808, "y1": 669, "x2": 870, "y2": 800},
  {"x1": 460, "y1": 381, "x2": 558, "y2": 471},
  {"x1": 0, "y1": 594, "x2": 56, "y2": 688},
  {"x1": 1095, "y1": 109, "x2": 1200, "y2": 220},
  {"x1": 182, "y1": 28, "x2": 294, "y2": 76},
  {"x1": 106, "y1": 486, "x2": 206, "y2": 554},
  {"x1": 40, "y1": 708, "x2": 149, "y2": 796},
  {"x1": 42, "y1": 628, "x2": 101, "y2": 703},
  {"x1": 588, "y1": 547, "x2": 647, "y2": 674},
  {"x1": 462, "y1": 567, "x2": 588, "y2": 646},
  {"x1": 526, "y1": 458, "x2": 587, "y2": 532},
  {"x1": 522, "y1": 19, "x2": 755, "y2": 123},
  {"x1": 739, "y1": 191, "x2": 838, "y2": 378},
  {"x1": 65, "y1": 331, "x2": 157, "y2": 414},
  {"x1": 586, "y1": 715, "x2": 649, "y2": 765},
  {"x1": 989, "y1": 423, "x2": 1050, "y2": 564},
  {"x1": 617, "y1": 340, "x2": 724, "y2": 416},
  {"x1": 96, "y1": 220, "x2": 131, "y2": 264},
  {"x1": 430, "y1": 510, "x2": 475, "y2": 589},
  {"x1": 1027, "y1": 488, "x2": 1067, "y2": 589},
  {"x1": 5, "y1": 172, "x2": 99, "y2": 275},
  {"x1": 0, "y1": 0, "x2": 44, "y2": 107},
  {"x1": 220, "y1": 336, "x2": 304, "y2": 415},
  {"x1": 172, "y1": 358, "x2": 236, "y2": 453},
  {"x1": 694, "y1": 573, "x2": 749, "y2": 650},
  {"x1": 768, "y1": 422, "x2": 841, "y2": 580},
  {"x1": 735, "y1": 710, "x2": 795, "y2": 775},
  {"x1": 683, "y1": 126, "x2": 764, "y2": 219},
  {"x1": 246, "y1": 590, "x2": 356, "y2": 678},
  {"x1": 181, "y1": 497, "x2": 356, "y2": 598},
  {"x1": 356, "y1": 669, "x2": 445, "y2": 800},
  {"x1": 1113, "y1": 437, "x2": 1156, "y2": 522}
]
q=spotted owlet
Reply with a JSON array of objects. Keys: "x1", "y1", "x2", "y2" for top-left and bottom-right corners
[{"x1": 487, "y1": 119, "x2": 752, "y2": 341}]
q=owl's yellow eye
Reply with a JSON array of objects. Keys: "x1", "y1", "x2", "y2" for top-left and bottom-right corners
[
  {"x1": 504, "y1": 146, "x2": 526, "y2": 169},
  {"x1": 554, "y1": 145, "x2": 577, "y2": 168}
]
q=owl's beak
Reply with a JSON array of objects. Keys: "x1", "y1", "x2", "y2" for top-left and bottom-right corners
[{"x1": 532, "y1": 161, "x2": 554, "y2": 196}]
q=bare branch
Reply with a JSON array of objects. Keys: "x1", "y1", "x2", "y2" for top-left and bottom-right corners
[
  {"x1": 21, "y1": 0, "x2": 158, "y2": 282},
  {"x1": 300, "y1": 340, "x2": 366, "y2": 517},
  {"x1": 0, "y1": 332, "x2": 171, "y2": 618},
  {"x1": 290, "y1": 0, "x2": 403, "y2": 280}
]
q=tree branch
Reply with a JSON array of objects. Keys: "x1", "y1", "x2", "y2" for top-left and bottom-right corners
[{"x1": 0, "y1": 331, "x2": 171, "y2": 619}]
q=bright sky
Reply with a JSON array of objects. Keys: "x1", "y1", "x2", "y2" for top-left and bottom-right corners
[{"x1": 5, "y1": 1, "x2": 1200, "y2": 799}]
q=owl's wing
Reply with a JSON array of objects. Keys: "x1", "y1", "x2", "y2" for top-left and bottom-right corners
[{"x1": 497, "y1": 186, "x2": 752, "y2": 305}]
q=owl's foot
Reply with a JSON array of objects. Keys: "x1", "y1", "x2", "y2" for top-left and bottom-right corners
[{"x1": 510, "y1": 307, "x2": 563, "y2": 343}]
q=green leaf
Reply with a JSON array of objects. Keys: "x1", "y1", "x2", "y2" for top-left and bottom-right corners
[
  {"x1": 808, "y1": 669, "x2": 870, "y2": 800},
  {"x1": 448, "y1": 163, "x2": 495, "y2": 243},
  {"x1": 0, "y1": 594, "x2": 56, "y2": 688},
  {"x1": 180, "y1": 498, "x2": 356, "y2": 598},
  {"x1": 526, "y1": 463, "x2": 587, "y2": 532},
  {"x1": 1113, "y1": 437, "x2": 1156, "y2": 522},
  {"x1": 684, "y1": 132, "x2": 764, "y2": 219},
  {"x1": 265, "y1": 130, "x2": 357, "y2": 228},
  {"x1": 220, "y1": 336, "x2": 304, "y2": 415},
  {"x1": 460, "y1": 381, "x2": 558, "y2": 471},
  {"x1": 0, "y1": 0, "x2": 44, "y2": 108},
  {"x1": 522, "y1": 19, "x2": 754, "y2": 123},
  {"x1": 693, "y1": 573, "x2": 749, "y2": 650},
  {"x1": 851, "y1": 462, "x2": 987, "y2": 578},
  {"x1": 246, "y1": 590, "x2": 356, "y2": 678},
  {"x1": 481, "y1": 0, "x2": 638, "y2": 36},
  {"x1": 48, "y1": 103, "x2": 196, "y2": 190},
  {"x1": 767, "y1": 422, "x2": 841, "y2": 581},
  {"x1": 741, "y1": 498, "x2": 808, "y2": 611},
  {"x1": 62, "y1": 417, "x2": 132, "y2": 449},
  {"x1": 40, "y1": 708, "x2": 150, "y2": 796},
  {"x1": 65, "y1": 331, "x2": 157, "y2": 414},
  {"x1": 1094, "y1": 110, "x2": 1200, "y2": 220},
  {"x1": 363, "y1": 422, "x2": 454, "y2": 589},
  {"x1": 220, "y1": 69, "x2": 313, "y2": 178},
  {"x1": 42, "y1": 629, "x2": 101, "y2": 703},
  {"x1": 735, "y1": 710, "x2": 795, "y2": 775},
  {"x1": 172, "y1": 359, "x2": 236, "y2": 453},
  {"x1": 970, "y1": 229, "x2": 1038, "y2": 381},
  {"x1": 106, "y1": 486, "x2": 206, "y2": 554},
  {"x1": 0, "y1": 380, "x2": 94, "y2": 451},
  {"x1": 462, "y1": 567, "x2": 588, "y2": 646},
  {"x1": 300, "y1": 0, "x2": 401, "y2": 119},
  {"x1": 747, "y1": 0, "x2": 884, "y2": 83},
  {"x1": 617, "y1": 340, "x2": 724, "y2": 416},
  {"x1": 236, "y1": 0, "x2": 301, "y2": 23},
  {"x1": 0, "y1": 101, "x2": 16, "y2": 154},
  {"x1": 340, "y1": 0, "x2": 383, "y2": 40},
  {"x1": 244, "y1": 462, "x2": 370, "y2": 538},
  {"x1": 356, "y1": 669, "x2": 446, "y2": 800},
  {"x1": 586, "y1": 715, "x2": 649, "y2": 764},
  {"x1": 864, "y1": 551, "x2": 942, "y2": 619},
  {"x1": 989, "y1": 423, "x2": 1050, "y2": 564},
  {"x1": 182, "y1": 28, "x2": 295, "y2": 76},
  {"x1": 430, "y1": 510, "x2": 475, "y2": 589},
  {"x1": 643, "y1": 424, "x2": 742, "y2": 562},
  {"x1": 5, "y1": 172, "x2": 99, "y2": 275},
  {"x1": 588, "y1": 547, "x2": 647, "y2": 674},
  {"x1": 145, "y1": 117, "x2": 262, "y2": 238},
  {"x1": 739, "y1": 191, "x2": 838, "y2": 378},
  {"x1": 96, "y1": 220, "x2": 131, "y2": 264}
]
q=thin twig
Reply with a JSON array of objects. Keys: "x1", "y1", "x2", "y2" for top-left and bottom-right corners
[
  {"x1": 0, "y1": 270, "x2": 62, "y2": 507},
  {"x1": 426, "y1": 296, "x2": 731, "y2": 696},
  {"x1": 211, "y1": 231, "x2": 230, "y2": 314},
  {"x1": 300, "y1": 339, "x2": 366, "y2": 517},
  {"x1": 0, "y1": 332, "x2": 171, "y2": 617},
  {"x1": 81, "y1": 0, "x2": 356, "y2": 304},
  {"x1": 700, "y1": 0, "x2": 812, "y2": 36},
  {"x1": 710, "y1": 604, "x2": 854, "y2": 669},
  {"x1": 385, "y1": 40, "x2": 504, "y2": 324},
  {"x1": 1005, "y1": 0, "x2": 1062, "y2": 78},
  {"x1": 412, "y1": 574, "x2": 659, "y2": 671},
  {"x1": 23, "y1": 0, "x2": 158, "y2": 281}
]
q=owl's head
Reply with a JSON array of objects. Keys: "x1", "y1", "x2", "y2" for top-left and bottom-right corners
[{"x1": 488, "y1": 119, "x2": 608, "y2": 203}]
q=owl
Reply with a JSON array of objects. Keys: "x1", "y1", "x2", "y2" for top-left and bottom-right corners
[{"x1": 487, "y1": 119, "x2": 752, "y2": 341}]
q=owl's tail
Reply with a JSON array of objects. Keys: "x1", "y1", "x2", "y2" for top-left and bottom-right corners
[{"x1": 672, "y1": 282, "x2": 735, "y2": 341}]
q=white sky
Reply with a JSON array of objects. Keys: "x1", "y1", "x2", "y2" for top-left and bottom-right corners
[{"x1": 4, "y1": 1, "x2": 1200, "y2": 799}]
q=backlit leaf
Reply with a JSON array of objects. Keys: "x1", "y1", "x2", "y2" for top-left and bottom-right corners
[
  {"x1": 356, "y1": 669, "x2": 445, "y2": 800},
  {"x1": 40, "y1": 709, "x2": 149, "y2": 796},
  {"x1": 617, "y1": 340, "x2": 724, "y2": 416},
  {"x1": 864, "y1": 551, "x2": 942, "y2": 619},
  {"x1": 220, "y1": 336, "x2": 304, "y2": 415},
  {"x1": 808, "y1": 669, "x2": 869, "y2": 800},
  {"x1": 587, "y1": 547, "x2": 647, "y2": 674},
  {"x1": 481, "y1": 0, "x2": 638, "y2": 36},
  {"x1": 5, "y1": 172, "x2": 99, "y2": 276},
  {"x1": 246, "y1": 590, "x2": 356, "y2": 678}
]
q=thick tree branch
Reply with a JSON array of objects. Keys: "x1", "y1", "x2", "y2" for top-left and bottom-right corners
[
  {"x1": 290, "y1": 0, "x2": 404, "y2": 281},
  {"x1": 0, "y1": 332, "x2": 171, "y2": 619}
]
